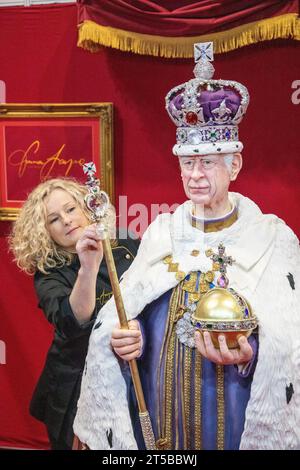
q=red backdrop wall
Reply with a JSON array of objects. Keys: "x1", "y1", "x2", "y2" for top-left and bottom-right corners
[{"x1": 0, "y1": 4, "x2": 299, "y2": 449}]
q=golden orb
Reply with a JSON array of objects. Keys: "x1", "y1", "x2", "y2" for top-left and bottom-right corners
[{"x1": 192, "y1": 287, "x2": 257, "y2": 349}]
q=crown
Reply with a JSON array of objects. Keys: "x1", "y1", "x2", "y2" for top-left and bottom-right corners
[{"x1": 165, "y1": 42, "x2": 250, "y2": 156}]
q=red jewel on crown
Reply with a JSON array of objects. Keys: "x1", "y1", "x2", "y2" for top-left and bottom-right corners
[{"x1": 185, "y1": 111, "x2": 198, "y2": 125}]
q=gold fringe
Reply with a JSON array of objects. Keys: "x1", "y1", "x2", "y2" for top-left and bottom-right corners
[{"x1": 78, "y1": 13, "x2": 300, "y2": 58}]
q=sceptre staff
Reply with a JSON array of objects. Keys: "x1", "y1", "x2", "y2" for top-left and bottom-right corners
[{"x1": 82, "y1": 162, "x2": 157, "y2": 450}]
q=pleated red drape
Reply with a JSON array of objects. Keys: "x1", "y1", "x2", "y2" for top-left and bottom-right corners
[{"x1": 78, "y1": 0, "x2": 299, "y2": 36}]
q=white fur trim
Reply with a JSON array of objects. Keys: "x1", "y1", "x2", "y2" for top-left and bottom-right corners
[{"x1": 173, "y1": 141, "x2": 243, "y2": 156}]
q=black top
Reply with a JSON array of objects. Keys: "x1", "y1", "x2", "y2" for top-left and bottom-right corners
[{"x1": 30, "y1": 233, "x2": 139, "y2": 448}]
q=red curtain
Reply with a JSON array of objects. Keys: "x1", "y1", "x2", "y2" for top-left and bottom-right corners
[{"x1": 78, "y1": 0, "x2": 299, "y2": 36}]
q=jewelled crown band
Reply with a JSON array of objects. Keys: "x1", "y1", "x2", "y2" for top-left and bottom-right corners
[{"x1": 165, "y1": 42, "x2": 249, "y2": 156}]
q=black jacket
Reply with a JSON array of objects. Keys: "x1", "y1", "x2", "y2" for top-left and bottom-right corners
[{"x1": 30, "y1": 234, "x2": 139, "y2": 447}]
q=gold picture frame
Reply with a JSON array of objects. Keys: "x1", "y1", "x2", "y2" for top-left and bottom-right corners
[{"x1": 0, "y1": 103, "x2": 114, "y2": 221}]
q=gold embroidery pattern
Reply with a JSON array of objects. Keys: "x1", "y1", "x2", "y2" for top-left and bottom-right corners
[
  {"x1": 183, "y1": 342, "x2": 192, "y2": 449},
  {"x1": 181, "y1": 270, "x2": 216, "y2": 307},
  {"x1": 182, "y1": 271, "x2": 197, "y2": 293},
  {"x1": 216, "y1": 364, "x2": 225, "y2": 450},
  {"x1": 159, "y1": 285, "x2": 182, "y2": 449},
  {"x1": 163, "y1": 255, "x2": 186, "y2": 282},
  {"x1": 156, "y1": 288, "x2": 173, "y2": 443},
  {"x1": 156, "y1": 438, "x2": 169, "y2": 450},
  {"x1": 199, "y1": 272, "x2": 211, "y2": 293},
  {"x1": 194, "y1": 349, "x2": 202, "y2": 450},
  {"x1": 96, "y1": 288, "x2": 113, "y2": 305},
  {"x1": 159, "y1": 280, "x2": 205, "y2": 450},
  {"x1": 158, "y1": 271, "x2": 226, "y2": 450},
  {"x1": 174, "y1": 335, "x2": 180, "y2": 450}
]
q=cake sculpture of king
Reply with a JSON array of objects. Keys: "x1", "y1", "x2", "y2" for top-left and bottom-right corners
[{"x1": 74, "y1": 42, "x2": 300, "y2": 450}]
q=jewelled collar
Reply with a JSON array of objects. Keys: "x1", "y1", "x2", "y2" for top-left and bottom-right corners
[{"x1": 190, "y1": 204, "x2": 238, "y2": 233}]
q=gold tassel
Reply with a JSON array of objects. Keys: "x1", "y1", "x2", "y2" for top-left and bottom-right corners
[{"x1": 78, "y1": 13, "x2": 300, "y2": 58}]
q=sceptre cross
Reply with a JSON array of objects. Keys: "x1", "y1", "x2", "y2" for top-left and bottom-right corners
[{"x1": 82, "y1": 162, "x2": 109, "y2": 223}]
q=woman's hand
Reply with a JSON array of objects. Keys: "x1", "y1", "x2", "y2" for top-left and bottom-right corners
[
  {"x1": 76, "y1": 224, "x2": 103, "y2": 273},
  {"x1": 111, "y1": 320, "x2": 143, "y2": 361},
  {"x1": 195, "y1": 331, "x2": 253, "y2": 365}
]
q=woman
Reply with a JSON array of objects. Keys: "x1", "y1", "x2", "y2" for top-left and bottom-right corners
[{"x1": 9, "y1": 178, "x2": 139, "y2": 450}]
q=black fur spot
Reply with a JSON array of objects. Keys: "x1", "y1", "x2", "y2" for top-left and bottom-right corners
[
  {"x1": 286, "y1": 383, "x2": 294, "y2": 404},
  {"x1": 287, "y1": 273, "x2": 295, "y2": 290},
  {"x1": 106, "y1": 428, "x2": 113, "y2": 448},
  {"x1": 94, "y1": 320, "x2": 102, "y2": 330},
  {"x1": 217, "y1": 148, "x2": 221, "y2": 152}
]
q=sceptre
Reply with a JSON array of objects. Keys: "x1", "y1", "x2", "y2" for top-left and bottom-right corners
[{"x1": 82, "y1": 162, "x2": 157, "y2": 450}]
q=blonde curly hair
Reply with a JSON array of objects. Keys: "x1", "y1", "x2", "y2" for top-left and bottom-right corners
[{"x1": 9, "y1": 178, "x2": 116, "y2": 275}]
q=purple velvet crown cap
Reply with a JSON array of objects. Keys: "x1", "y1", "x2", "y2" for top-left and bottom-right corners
[
  {"x1": 170, "y1": 87, "x2": 242, "y2": 124},
  {"x1": 165, "y1": 42, "x2": 250, "y2": 156}
]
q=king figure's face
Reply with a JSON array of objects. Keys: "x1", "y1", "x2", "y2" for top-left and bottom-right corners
[{"x1": 179, "y1": 153, "x2": 241, "y2": 213}]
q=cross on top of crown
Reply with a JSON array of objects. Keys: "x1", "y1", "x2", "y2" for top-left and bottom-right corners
[
  {"x1": 194, "y1": 42, "x2": 214, "y2": 64},
  {"x1": 193, "y1": 42, "x2": 215, "y2": 80}
]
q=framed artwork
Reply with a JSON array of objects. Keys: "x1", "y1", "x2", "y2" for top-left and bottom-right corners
[{"x1": 0, "y1": 103, "x2": 113, "y2": 220}]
